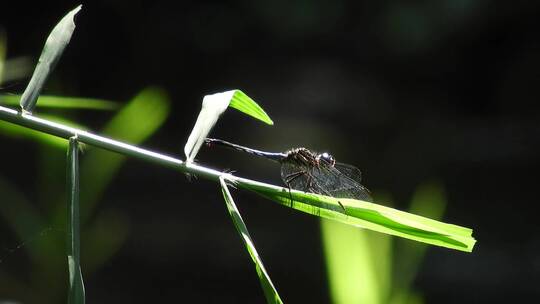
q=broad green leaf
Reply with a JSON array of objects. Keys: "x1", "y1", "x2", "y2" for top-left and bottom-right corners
[
  {"x1": 219, "y1": 177, "x2": 283, "y2": 304},
  {"x1": 322, "y1": 220, "x2": 388, "y2": 304},
  {"x1": 322, "y1": 192, "x2": 394, "y2": 304},
  {"x1": 238, "y1": 182, "x2": 475, "y2": 252},
  {"x1": 0, "y1": 94, "x2": 119, "y2": 110},
  {"x1": 229, "y1": 90, "x2": 274, "y2": 125},
  {"x1": 20, "y1": 5, "x2": 82, "y2": 113},
  {"x1": 66, "y1": 137, "x2": 85, "y2": 304}
]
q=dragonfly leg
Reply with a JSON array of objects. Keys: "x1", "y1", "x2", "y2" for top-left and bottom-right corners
[
  {"x1": 309, "y1": 186, "x2": 347, "y2": 214},
  {"x1": 284, "y1": 171, "x2": 307, "y2": 207}
]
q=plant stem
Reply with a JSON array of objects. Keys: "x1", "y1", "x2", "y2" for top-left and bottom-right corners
[
  {"x1": 0, "y1": 104, "x2": 281, "y2": 191},
  {"x1": 67, "y1": 136, "x2": 85, "y2": 304},
  {"x1": 0, "y1": 104, "x2": 476, "y2": 251}
]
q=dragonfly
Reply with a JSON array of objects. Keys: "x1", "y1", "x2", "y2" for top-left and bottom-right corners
[{"x1": 204, "y1": 138, "x2": 372, "y2": 204}]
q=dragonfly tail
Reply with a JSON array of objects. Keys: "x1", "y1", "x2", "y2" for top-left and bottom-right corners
[{"x1": 204, "y1": 138, "x2": 286, "y2": 162}]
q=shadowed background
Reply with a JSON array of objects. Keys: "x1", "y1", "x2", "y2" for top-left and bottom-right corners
[{"x1": 1, "y1": 1, "x2": 539, "y2": 303}]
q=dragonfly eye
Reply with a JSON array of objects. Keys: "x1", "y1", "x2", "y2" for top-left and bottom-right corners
[{"x1": 318, "y1": 152, "x2": 335, "y2": 166}]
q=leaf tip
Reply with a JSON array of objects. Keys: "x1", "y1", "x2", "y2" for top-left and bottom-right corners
[{"x1": 229, "y1": 90, "x2": 274, "y2": 125}]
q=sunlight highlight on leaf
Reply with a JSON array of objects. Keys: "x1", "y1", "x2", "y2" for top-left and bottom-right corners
[
  {"x1": 237, "y1": 181, "x2": 475, "y2": 252},
  {"x1": 184, "y1": 90, "x2": 273, "y2": 162},
  {"x1": 229, "y1": 90, "x2": 274, "y2": 125}
]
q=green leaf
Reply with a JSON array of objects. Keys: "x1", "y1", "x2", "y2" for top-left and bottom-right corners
[
  {"x1": 322, "y1": 219, "x2": 390, "y2": 304},
  {"x1": 184, "y1": 90, "x2": 273, "y2": 162},
  {"x1": 1, "y1": 94, "x2": 119, "y2": 110},
  {"x1": 322, "y1": 192, "x2": 394, "y2": 304},
  {"x1": 81, "y1": 86, "x2": 170, "y2": 217},
  {"x1": 0, "y1": 30, "x2": 6, "y2": 83},
  {"x1": 229, "y1": 90, "x2": 274, "y2": 125},
  {"x1": 66, "y1": 137, "x2": 85, "y2": 304},
  {"x1": 238, "y1": 182, "x2": 475, "y2": 252},
  {"x1": 219, "y1": 177, "x2": 283, "y2": 304},
  {"x1": 391, "y1": 181, "x2": 447, "y2": 304},
  {"x1": 20, "y1": 5, "x2": 82, "y2": 113}
]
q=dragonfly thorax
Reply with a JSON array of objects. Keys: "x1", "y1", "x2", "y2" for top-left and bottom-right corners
[{"x1": 283, "y1": 148, "x2": 336, "y2": 168}]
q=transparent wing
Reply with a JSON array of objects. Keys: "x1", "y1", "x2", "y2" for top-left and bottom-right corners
[
  {"x1": 280, "y1": 161, "x2": 372, "y2": 202},
  {"x1": 334, "y1": 162, "x2": 362, "y2": 184}
]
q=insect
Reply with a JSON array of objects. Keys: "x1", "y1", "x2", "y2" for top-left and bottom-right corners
[{"x1": 204, "y1": 138, "x2": 372, "y2": 204}]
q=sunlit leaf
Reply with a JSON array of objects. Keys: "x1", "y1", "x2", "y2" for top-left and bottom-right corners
[
  {"x1": 184, "y1": 90, "x2": 272, "y2": 162},
  {"x1": 81, "y1": 86, "x2": 170, "y2": 217},
  {"x1": 322, "y1": 220, "x2": 384, "y2": 304},
  {"x1": 322, "y1": 192, "x2": 394, "y2": 304},
  {"x1": 184, "y1": 90, "x2": 234, "y2": 162},
  {"x1": 219, "y1": 177, "x2": 283, "y2": 304},
  {"x1": 20, "y1": 5, "x2": 82, "y2": 113},
  {"x1": 238, "y1": 181, "x2": 475, "y2": 252},
  {"x1": 229, "y1": 90, "x2": 273, "y2": 125}
]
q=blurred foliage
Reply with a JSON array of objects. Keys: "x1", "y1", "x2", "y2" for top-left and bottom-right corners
[
  {"x1": 322, "y1": 181, "x2": 447, "y2": 304},
  {"x1": 0, "y1": 30, "x2": 5, "y2": 83},
  {"x1": 0, "y1": 86, "x2": 170, "y2": 303},
  {"x1": 0, "y1": 94, "x2": 120, "y2": 110}
]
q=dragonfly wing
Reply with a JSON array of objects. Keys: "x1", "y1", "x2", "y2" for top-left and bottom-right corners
[
  {"x1": 309, "y1": 164, "x2": 372, "y2": 202},
  {"x1": 334, "y1": 162, "x2": 362, "y2": 184},
  {"x1": 280, "y1": 161, "x2": 372, "y2": 202},
  {"x1": 280, "y1": 161, "x2": 313, "y2": 192}
]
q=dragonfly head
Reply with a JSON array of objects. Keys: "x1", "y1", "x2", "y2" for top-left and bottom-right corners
[{"x1": 317, "y1": 152, "x2": 336, "y2": 166}]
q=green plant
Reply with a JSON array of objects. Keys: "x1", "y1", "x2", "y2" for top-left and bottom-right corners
[
  {"x1": 0, "y1": 6, "x2": 476, "y2": 303},
  {"x1": 322, "y1": 182, "x2": 448, "y2": 304}
]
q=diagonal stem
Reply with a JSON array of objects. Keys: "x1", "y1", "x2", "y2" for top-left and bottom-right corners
[{"x1": 0, "y1": 104, "x2": 284, "y2": 191}]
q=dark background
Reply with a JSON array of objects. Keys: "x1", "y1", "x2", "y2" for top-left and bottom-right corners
[{"x1": 1, "y1": 1, "x2": 540, "y2": 303}]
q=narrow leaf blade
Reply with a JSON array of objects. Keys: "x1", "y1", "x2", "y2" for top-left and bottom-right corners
[
  {"x1": 1, "y1": 94, "x2": 119, "y2": 110},
  {"x1": 219, "y1": 177, "x2": 283, "y2": 304},
  {"x1": 67, "y1": 137, "x2": 85, "y2": 304},
  {"x1": 0, "y1": 30, "x2": 6, "y2": 83},
  {"x1": 20, "y1": 5, "x2": 82, "y2": 113},
  {"x1": 237, "y1": 182, "x2": 476, "y2": 252}
]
